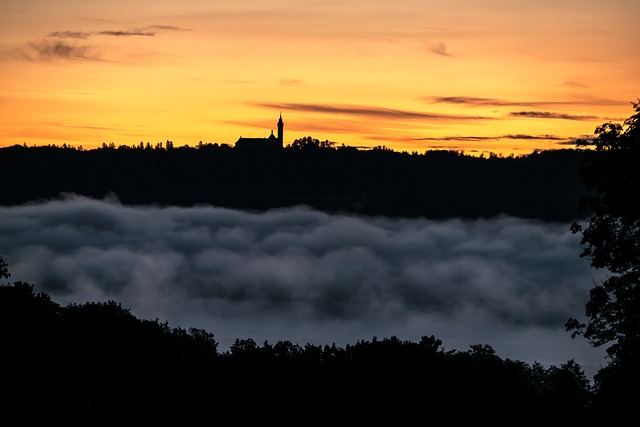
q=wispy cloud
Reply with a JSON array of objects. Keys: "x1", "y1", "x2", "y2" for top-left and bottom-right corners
[
  {"x1": 426, "y1": 97, "x2": 573, "y2": 108},
  {"x1": 98, "y1": 30, "x2": 155, "y2": 37},
  {"x1": 14, "y1": 39, "x2": 100, "y2": 62},
  {"x1": 46, "y1": 31, "x2": 93, "y2": 39},
  {"x1": 2, "y1": 25, "x2": 190, "y2": 63},
  {"x1": 431, "y1": 42, "x2": 453, "y2": 57},
  {"x1": 557, "y1": 137, "x2": 593, "y2": 146},
  {"x1": 564, "y1": 81, "x2": 590, "y2": 88},
  {"x1": 253, "y1": 102, "x2": 493, "y2": 121},
  {"x1": 426, "y1": 96, "x2": 623, "y2": 108},
  {"x1": 502, "y1": 134, "x2": 565, "y2": 140},
  {"x1": 509, "y1": 111, "x2": 597, "y2": 121},
  {"x1": 425, "y1": 97, "x2": 607, "y2": 121},
  {"x1": 415, "y1": 134, "x2": 567, "y2": 142},
  {"x1": 47, "y1": 26, "x2": 189, "y2": 39}
]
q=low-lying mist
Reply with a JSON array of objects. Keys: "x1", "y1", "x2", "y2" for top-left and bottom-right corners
[{"x1": 0, "y1": 194, "x2": 607, "y2": 378}]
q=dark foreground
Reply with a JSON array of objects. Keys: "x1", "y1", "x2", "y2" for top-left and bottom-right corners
[{"x1": 3, "y1": 280, "x2": 626, "y2": 424}]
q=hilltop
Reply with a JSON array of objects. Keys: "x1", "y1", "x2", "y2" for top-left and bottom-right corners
[{"x1": 0, "y1": 144, "x2": 590, "y2": 222}]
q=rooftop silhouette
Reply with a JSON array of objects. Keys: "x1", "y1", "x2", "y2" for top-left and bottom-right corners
[{"x1": 235, "y1": 114, "x2": 284, "y2": 150}]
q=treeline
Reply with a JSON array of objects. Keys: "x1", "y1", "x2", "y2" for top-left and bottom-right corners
[
  {"x1": 2, "y1": 278, "x2": 600, "y2": 423},
  {"x1": 0, "y1": 143, "x2": 589, "y2": 221}
]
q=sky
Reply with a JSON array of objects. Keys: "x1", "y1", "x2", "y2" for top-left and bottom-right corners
[
  {"x1": 0, "y1": 195, "x2": 609, "y2": 380},
  {"x1": 1, "y1": 0, "x2": 639, "y2": 156}
]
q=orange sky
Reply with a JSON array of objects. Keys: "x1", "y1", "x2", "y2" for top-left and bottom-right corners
[{"x1": 1, "y1": 0, "x2": 639, "y2": 156}]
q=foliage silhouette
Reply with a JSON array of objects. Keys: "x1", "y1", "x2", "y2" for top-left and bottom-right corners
[
  {"x1": 0, "y1": 256, "x2": 598, "y2": 423},
  {"x1": 0, "y1": 143, "x2": 589, "y2": 222},
  {"x1": 566, "y1": 99, "x2": 640, "y2": 420}
]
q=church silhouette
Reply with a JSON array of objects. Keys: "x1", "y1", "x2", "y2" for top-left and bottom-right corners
[{"x1": 235, "y1": 114, "x2": 284, "y2": 150}]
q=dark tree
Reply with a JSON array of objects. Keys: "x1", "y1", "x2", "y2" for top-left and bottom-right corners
[
  {"x1": 0, "y1": 256, "x2": 9, "y2": 280},
  {"x1": 566, "y1": 99, "x2": 640, "y2": 418},
  {"x1": 0, "y1": 254, "x2": 596, "y2": 423},
  {"x1": 288, "y1": 135, "x2": 336, "y2": 150}
]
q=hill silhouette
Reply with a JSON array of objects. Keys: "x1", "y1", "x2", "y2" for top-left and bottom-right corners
[
  {"x1": 1, "y1": 278, "x2": 598, "y2": 424},
  {"x1": 0, "y1": 143, "x2": 590, "y2": 221}
]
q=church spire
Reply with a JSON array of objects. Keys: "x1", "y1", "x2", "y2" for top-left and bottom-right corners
[{"x1": 277, "y1": 113, "x2": 284, "y2": 147}]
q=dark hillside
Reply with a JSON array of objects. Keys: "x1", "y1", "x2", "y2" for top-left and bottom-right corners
[
  {"x1": 0, "y1": 145, "x2": 589, "y2": 221},
  {"x1": 1, "y1": 279, "x2": 596, "y2": 423}
]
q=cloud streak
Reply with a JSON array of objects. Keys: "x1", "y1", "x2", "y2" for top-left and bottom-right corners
[
  {"x1": 254, "y1": 102, "x2": 494, "y2": 121},
  {"x1": 22, "y1": 39, "x2": 98, "y2": 62},
  {"x1": 415, "y1": 134, "x2": 568, "y2": 142},
  {"x1": 431, "y1": 42, "x2": 453, "y2": 57},
  {"x1": 47, "y1": 26, "x2": 189, "y2": 39},
  {"x1": 1, "y1": 39, "x2": 103, "y2": 63},
  {"x1": 509, "y1": 111, "x2": 597, "y2": 121},
  {"x1": 425, "y1": 96, "x2": 623, "y2": 108},
  {"x1": 1, "y1": 25, "x2": 190, "y2": 63},
  {"x1": 0, "y1": 195, "x2": 607, "y2": 377},
  {"x1": 423, "y1": 97, "x2": 602, "y2": 121}
]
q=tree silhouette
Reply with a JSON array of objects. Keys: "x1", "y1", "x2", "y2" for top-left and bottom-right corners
[
  {"x1": 0, "y1": 142, "x2": 588, "y2": 221},
  {"x1": 288, "y1": 135, "x2": 336, "y2": 150},
  {"x1": 0, "y1": 253, "x2": 599, "y2": 422},
  {"x1": 0, "y1": 255, "x2": 9, "y2": 280},
  {"x1": 566, "y1": 99, "x2": 640, "y2": 419}
]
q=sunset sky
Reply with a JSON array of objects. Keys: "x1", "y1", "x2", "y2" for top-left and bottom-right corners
[{"x1": 1, "y1": 0, "x2": 639, "y2": 156}]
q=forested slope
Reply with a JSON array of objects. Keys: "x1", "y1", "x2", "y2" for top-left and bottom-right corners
[
  {"x1": 1, "y1": 279, "x2": 595, "y2": 424},
  {"x1": 0, "y1": 144, "x2": 589, "y2": 221}
]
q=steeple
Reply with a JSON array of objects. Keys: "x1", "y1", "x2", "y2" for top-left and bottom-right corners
[{"x1": 277, "y1": 113, "x2": 284, "y2": 147}]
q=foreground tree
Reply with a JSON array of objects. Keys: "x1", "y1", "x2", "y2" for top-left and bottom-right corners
[
  {"x1": 567, "y1": 99, "x2": 640, "y2": 418},
  {"x1": 0, "y1": 256, "x2": 9, "y2": 280},
  {"x1": 0, "y1": 255, "x2": 596, "y2": 422}
]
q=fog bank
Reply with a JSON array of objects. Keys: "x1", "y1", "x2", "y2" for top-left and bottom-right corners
[{"x1": 0, "y1": 194, "x2": 608, "y2": 378}]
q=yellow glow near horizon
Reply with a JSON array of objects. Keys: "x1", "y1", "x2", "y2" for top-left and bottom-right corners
[{"x1": 1, "y1": 0, "x2": 639, "y2": 156}]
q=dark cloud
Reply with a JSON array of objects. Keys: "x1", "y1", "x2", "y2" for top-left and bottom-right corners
[
  {"x1": 426, "y1": 96, "x2": 622, "y2": 108},
  {"x1": 425, "y1": 96, "x2": 584, "y2": 108},
  {"x1": 431, "y1": 42, "x2": 453, "y2": 57},
  {"x1": 19, "y1": 39, "x2": 98, "y2": 62},
  {"x1": 509, "y1": 111, "x2": 597, "y2": 121},
  {"x1": 48, "y1": 26, "x2": 189, "y2": 39},
  {"x1": 0, "y1": 195, "x2": 607, "y2": 377},
  {"x1": 502, "y1": 134, "x2": 565, "y2": 140},
  {"x1": 415, "y1": 134, "x2": 565, "y2": 142},
  {"x1": 558, "y1": 136, "x2": 594, "y2": 146},
  {"x1": 428, "y1": 96, "x2": 536, "y2": 107},
  {"x1": 97, "y1": 30, "x2": 154, "y2": 37},
  {"x1": 47, "y1": 31, "x2": 92, "y2": 39},
  {"x1": 144, "y1": 25, "x2": 189, "y2": 32},
  {"x1": 427, "y1": 96, "x2": 614, "y2": 122},
  {"x1": 254, "y1": 102, "x2": 493, "y2": 121},
  {"x1": 4, "y1": 25, "x2": 190, "y2": 63}
]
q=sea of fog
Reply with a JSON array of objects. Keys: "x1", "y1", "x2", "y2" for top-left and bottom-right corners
[{"x1": 0, "y1": 194, "x2": 609, "y2": 379}]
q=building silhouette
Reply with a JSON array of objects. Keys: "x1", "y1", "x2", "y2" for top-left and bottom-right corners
[{"x1": 235, "y1": 114, "x2": 284, "y2": 150}]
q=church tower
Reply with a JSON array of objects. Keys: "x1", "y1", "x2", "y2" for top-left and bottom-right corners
[{"x1": 277, "y1": 113, "x2": 284, "y2": 147}]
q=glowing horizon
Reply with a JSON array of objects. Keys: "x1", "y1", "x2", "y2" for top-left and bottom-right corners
[{"x1": 1, "y1": 0, "x2": 639, "y2": 156}]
